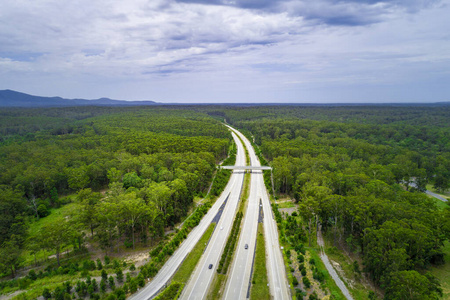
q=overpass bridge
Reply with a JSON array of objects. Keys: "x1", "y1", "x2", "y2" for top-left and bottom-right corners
[{"x1": 220, "y1": 166, "x2": 272, "y2": 170}]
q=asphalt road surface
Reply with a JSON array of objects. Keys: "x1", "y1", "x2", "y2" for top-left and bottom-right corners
[
  {"x1": 223, "y1": 127, "x2": 290, "y2": 300},
  {"x1": 180, "y1": 129, "x2": 246, "y2": 300},
  {"x1": 130, "y1": 131, "x2": 246, "y2": 300}
]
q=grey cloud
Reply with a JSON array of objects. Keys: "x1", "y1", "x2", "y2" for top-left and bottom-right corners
[{"x1": 176, "y1": 0, "x2": 441, "y2": 26}]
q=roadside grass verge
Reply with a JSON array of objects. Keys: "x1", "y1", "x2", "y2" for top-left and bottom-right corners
[
  {"x1": 307, "y1": 247, "x2": 347, "y2": 300},
  {"x1": 172, "y1": 223, "x2": 216, "y2": 283},
  {"x1": 153, "y1": 282, "x2": 184, "y2": 300},
  {"x1": 431, "y1": 196, "x2": 449, "y2": 210},
  {"x1": 250, "y1": 223, "x2": 270, "y2": 300},
  {"x1": 431, "y1": 241, "x2": 450, "y2": 300},
  {"x1": 322, "y1": 235, "x2": 375, "y2": 300},
  {"x1": 426, "y1": 184, "x2": 450, "y2": 197}
]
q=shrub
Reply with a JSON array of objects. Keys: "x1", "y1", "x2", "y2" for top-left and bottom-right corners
[
  {"x1": 43, "y1": 288, "x2": 51, "y2": 299},
  {"x1": 292, "y1": 276, "x2": 299, "y2": 286},
  {"x1": 108, "y1": 276, "x2": 115, "y2": 290},
  {"x1": 101, "y1": 269, "x2": 108, "y2": 281},
  {"x1": 91, "y1": 279, "x2": 98, "y2": 292},
  {"x1": 129, "y1": 278, "x2": 137, "y2": 293},
  {"x1": 116, "y1": 268, "x2": 124, "y2": 282},
  {"x1": 97, "y1": 258, "x2": 103, "y2": 270},
  {"x1": 302, "y1": 276, "x2": 311, "y2": 288},
  {"x1": 28, "y1": 269, "x2": 37, "y2": 281},
  {"x1": 137, "y1": 273, "x2": 145, "y2": 287},
  {"x1": 113, "y1": 259, "x2": 120, "y2": 269},
  {"x1": 313, "y1": 269, "x2": 325, "y2": 283},
  {"x1": 100, "y1": 279, "x2": 107, "y2": 293}
]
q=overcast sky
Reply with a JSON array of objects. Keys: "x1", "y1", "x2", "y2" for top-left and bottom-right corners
[{"x1": 1, "y1": 0, "x2": 449, "y2": 103}]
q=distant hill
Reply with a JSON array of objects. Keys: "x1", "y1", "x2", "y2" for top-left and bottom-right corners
[{"x1": 0, "y1": 90, "x2": 157, "y2": 107}]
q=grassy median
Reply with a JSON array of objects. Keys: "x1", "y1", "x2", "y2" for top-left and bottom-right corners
[
  {"x1": 172, "y1": 223, "x2": 216, "y2": 284},
  {"x1": 250, "y1": 223, "x2": 270, "y2": 300}
]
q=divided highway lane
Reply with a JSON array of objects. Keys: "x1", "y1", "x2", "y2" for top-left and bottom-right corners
[
  {"x1": 228, "y1": 127, "x2": 290, "y2": 300},
  {"x1": 180, "y1": 130, "x2": 247, "y2": 300},
  {"x1": 130, "y1": 131, "x2": 246, "y2": 300},
  {"x1": 223, "y1": 128, "x2": 260, "y2": 300}
]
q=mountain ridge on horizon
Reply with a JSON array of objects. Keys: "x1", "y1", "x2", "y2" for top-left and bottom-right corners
[
  {"x1": 0, "y1": 89, "x2": 157, "y2": 107},
  {"x1": 1, "y1": 89, "x2": 449, "y2": 107}
]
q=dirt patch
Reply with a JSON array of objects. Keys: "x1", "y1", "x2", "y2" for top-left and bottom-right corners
[{"x1": 124, "y1": 251, "x2": 151, "y2": 268}]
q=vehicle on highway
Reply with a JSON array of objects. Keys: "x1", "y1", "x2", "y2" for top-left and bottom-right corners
[
  {"x1": 208, "y1": 264, "x2": 213, "y2": 269},
  {"x1": 245, "y1": 244, "x2": 248, "y2": 249}
]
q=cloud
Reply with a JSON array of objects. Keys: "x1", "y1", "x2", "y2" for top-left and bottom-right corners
[
  {"x1": 176, "y1": 0, "x2": 442, "y2": 26},
  {"x1": 0, "y1": 0, "x2": 449, "y2": 102}
]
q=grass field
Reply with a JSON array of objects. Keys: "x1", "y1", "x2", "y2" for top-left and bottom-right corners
[
  {"x1": 10, "y1": 274, "x2": 77, "y2": 300},
  {"x1": 276, "y1": 200, "x2": 296, "y2": 209},
  {"x1": 24, "y1": 201, "x2": 79, "y2": 267},
  {"x1": 172, "y1": 223, "x2": 216, "y2": 283},
  {"x1": 250, "y1": 223, "x2": 270, "y2": 300}
]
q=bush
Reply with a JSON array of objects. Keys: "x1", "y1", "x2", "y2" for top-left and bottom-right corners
[
  {"x1": 43, "y1": 288, "x2": 51, "y2": 299},
  {"x1": 100, "y1": 279, "x2": 107, "y2": 293},
  {"x1": 137, "y1": 273, "x2": 145, "y2": 287},
  {"x1": 292, "y1": 276, "x2": 299, "y2": 286},
  {"x1": 108, "y1": 276, "x2": 115, "y2": 290},
  {"x1": 116, "y1": 268, "x2": 124, "y2": 282},
  {"x1": 101, "y1": 269, "x2": 108, "y2": 281},
  {"x1": 97, "y1": 258, "x2": 103, "y2": 270},
  {"x1": 295, "y1": 288, "x2": 306, "y2": 300},
  {"x1": 37, "y1": 203, "x2": 50, "y2": 218},
  {"x1": 302, "y1": 276, "x2": 311, "y2": 288},
  {"x1": 129, "y1": 278, "x2": 137, "y2": 293},
  {"x1": 113, "y1": 259, "x2": 120, "y2": 269},
  {"x1": 91, "y1": 279, "x2": 98, "y2": 292},
  {"x1": 28, "y1": 269, "x2": 37, "y2": 281},
  {"x1": 313, "y1": 269, "x2": 325, "y2": 283},
  {"x1": 115, "y1": 288, "x2": 126, "y2": 300}
]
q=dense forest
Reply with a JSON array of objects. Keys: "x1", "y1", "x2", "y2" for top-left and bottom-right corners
[
  {"x1": 0, "y1": 107, "x2": 232, "y2": 280},
  {"x1": 1, "y1": 104, "x2": 449, "y2": 300},
  {"x1": 212, "y1": 105, "x2": 450, "y2": 299}
]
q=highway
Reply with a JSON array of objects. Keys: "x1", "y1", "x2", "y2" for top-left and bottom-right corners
[
  {"x1": 180, "y1": 129, "x2": 246, "y2": 300},
  {"x1": 130, "y1": 131, "x2": 246, "y2": 300},
  {"x1": 223, "y1": 129, "x2": 260, "y2": 300},
  {"x1": 224, "y1": 127, "x2": 290, "y2": 300}
]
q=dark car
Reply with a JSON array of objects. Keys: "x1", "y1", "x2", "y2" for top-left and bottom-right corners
[
  {"x1": 208, "y1": 264, "x2": 213, "y2": 269},
  {"x1": 245, "y1": 244, "x2": 248, "y2": 249}
]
